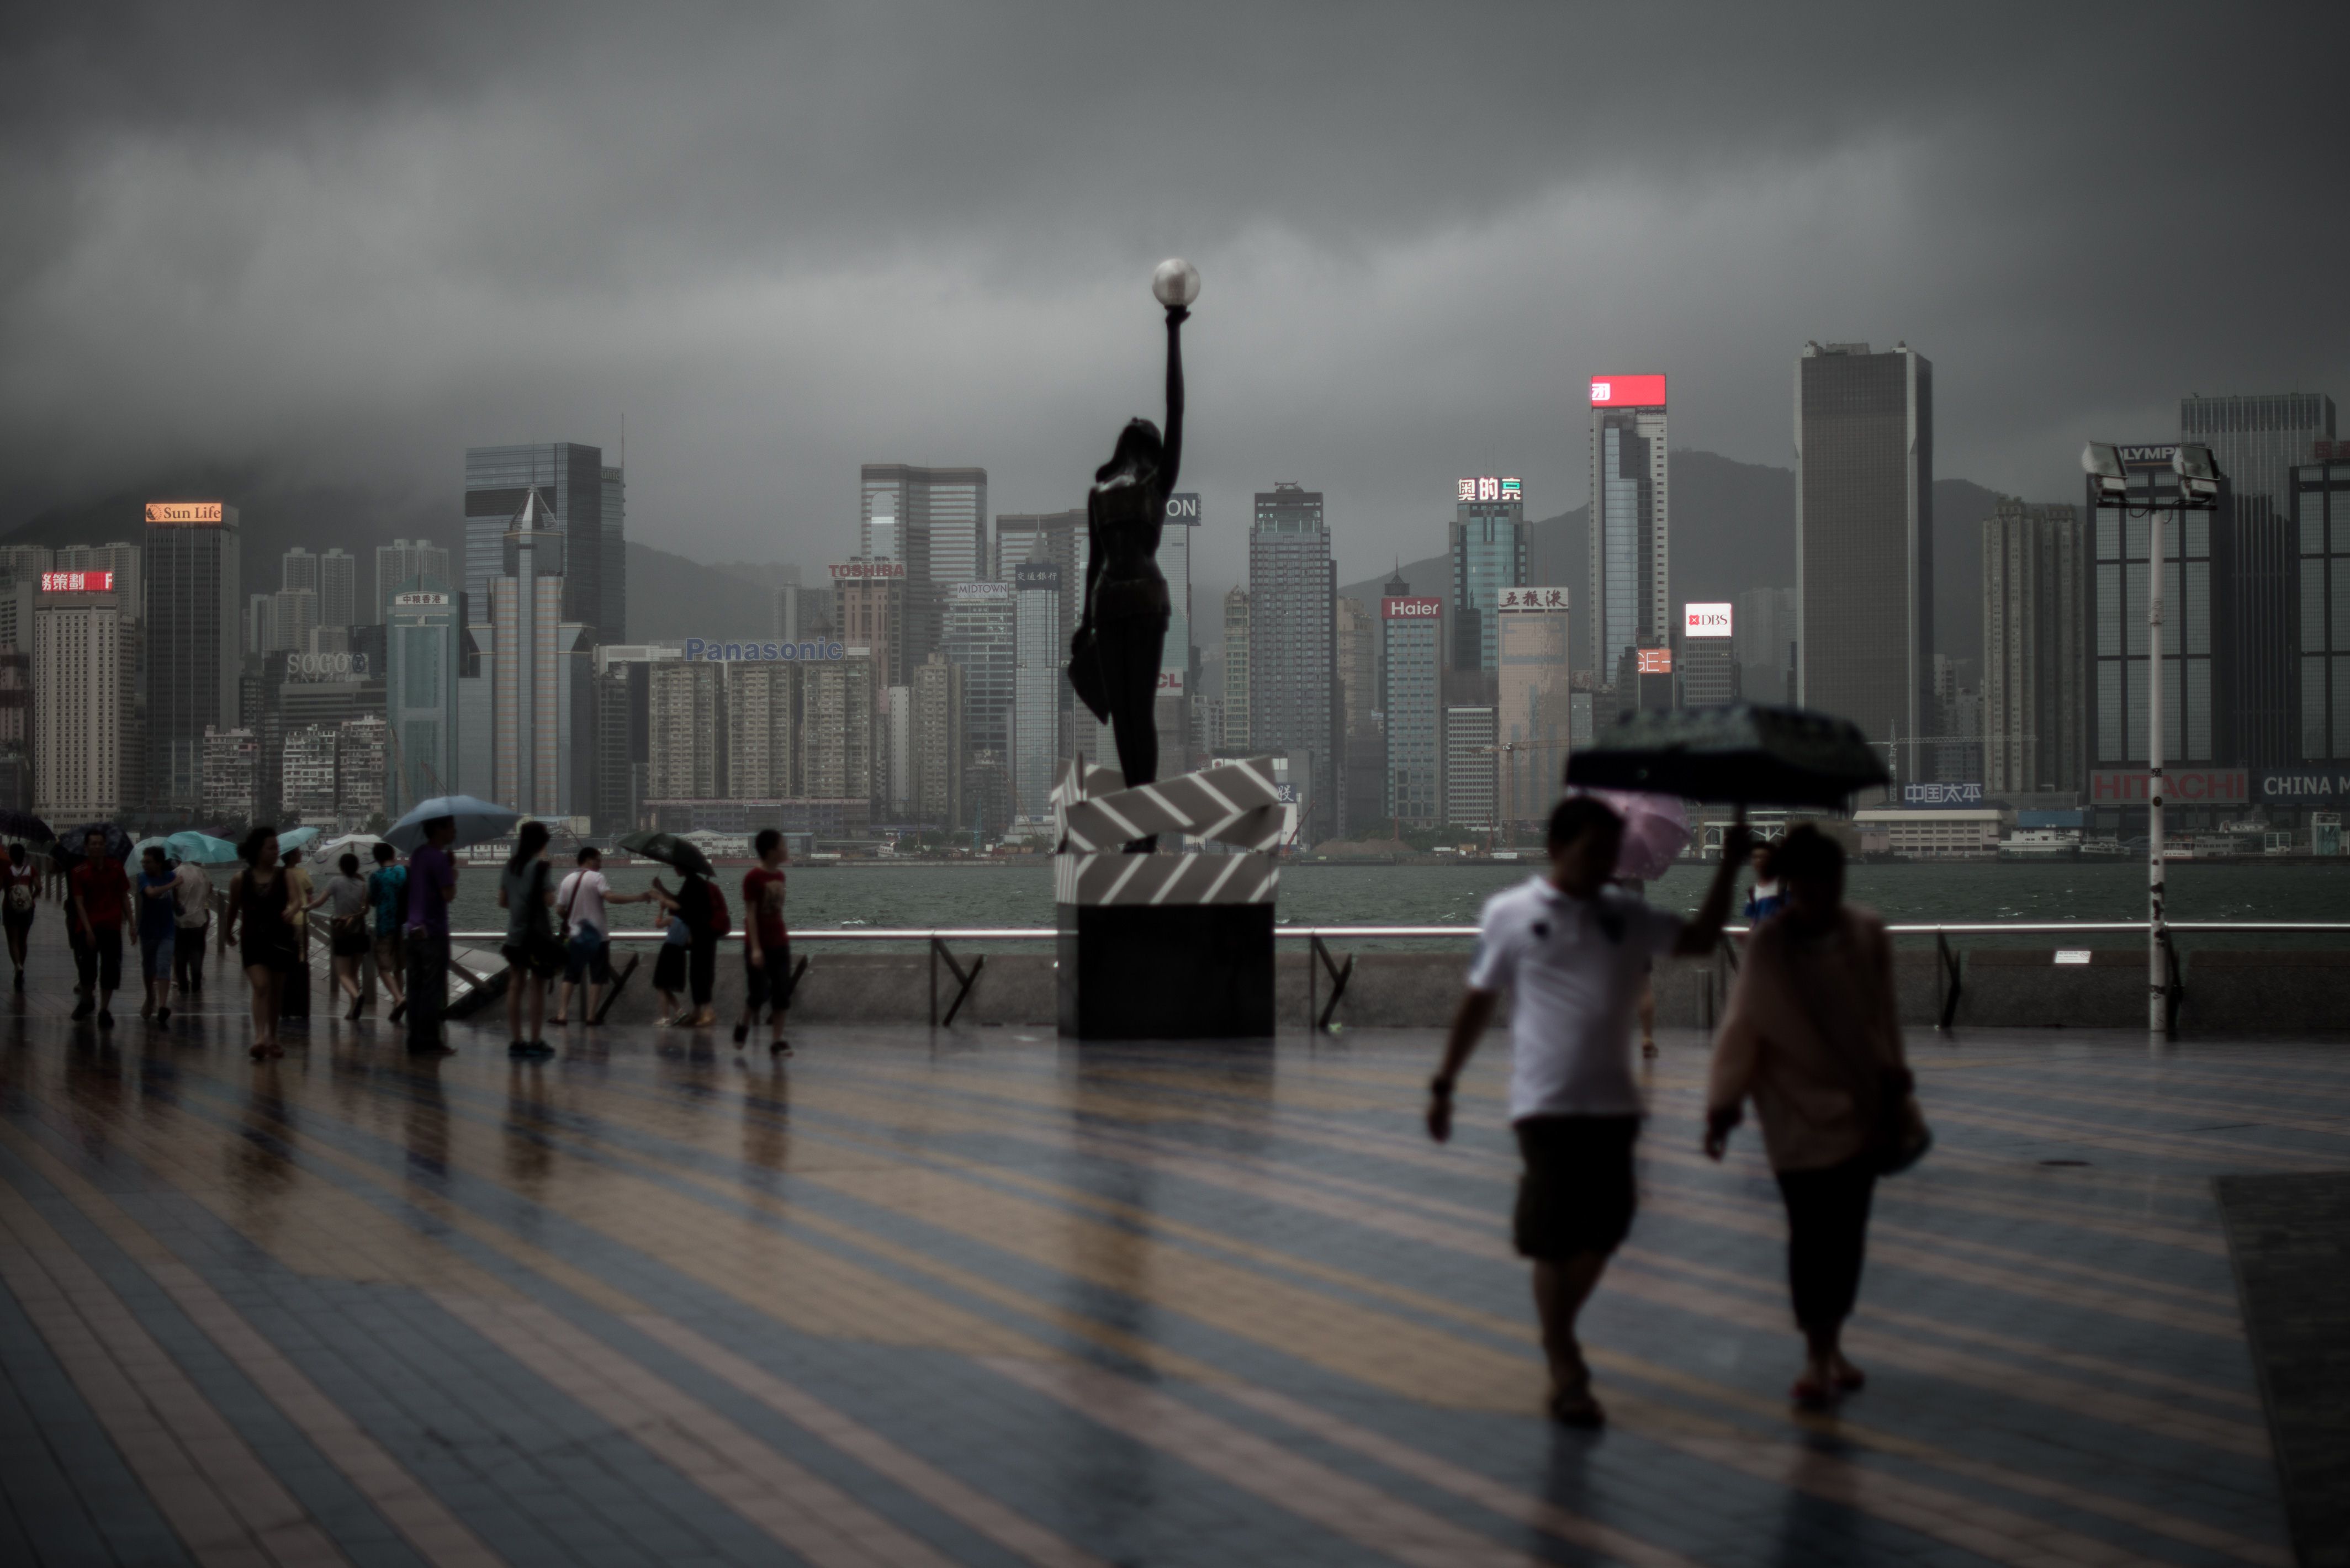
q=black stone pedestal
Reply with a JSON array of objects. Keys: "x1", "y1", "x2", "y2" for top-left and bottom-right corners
[{"x1": 1057, "y1": 903, "x2": 1275, "y2": 1040}]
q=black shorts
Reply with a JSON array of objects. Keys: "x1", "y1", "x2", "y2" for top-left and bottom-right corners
[
  {"x1": 502, "y1": 941, "x2": 563, "y2": 980},
  {"x1": 1512, "y1": 1115, "x2": 1641, "y2": 1261},
  {"x1": 331, "y1": 921, "x2": 371, "y2": 958},
  {"x1": 743, "y1": 942, "x2": 791, "y2": 1013}
]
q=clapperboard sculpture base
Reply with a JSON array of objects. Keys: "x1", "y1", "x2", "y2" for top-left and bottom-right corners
[{"x1": 1053, "y1": 755, "x2": 1285, "y2": 1040}]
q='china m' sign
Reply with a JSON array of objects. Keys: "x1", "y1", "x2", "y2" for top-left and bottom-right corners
[
  {"x1": 1683, "y1": 602, "x2": 1733, "y2": 637},
  {"x1": 1589, "y1": 374, "x2": 1667, "y2": 408},
  {"x1": 1383, "y1": 597, "x2": 1441, "y2": 620},
  {"x1": 145, "y1": 501, "x2": 223, "y2": 524},
  {"x1": 2088, "y1": 768, "x2": 2247, "y2": 805}
]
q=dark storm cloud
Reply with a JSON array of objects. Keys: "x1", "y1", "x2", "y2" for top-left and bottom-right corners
[{"x1": 3, "y1": 2, "x2": 2345, "y2": 588}]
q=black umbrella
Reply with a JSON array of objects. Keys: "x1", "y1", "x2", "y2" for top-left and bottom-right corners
[
  {"x1": 0, "y1": 811, "x2": 52, "y2": 842},
  {"x1": 1565, "y1": 704, "x2": 1889, "y2": 808},
  {"x1": 617, "y1": 830, "x2": 715, "y2": 879},
  {"x1": 51, "y1": 822, "x2": 135, "y2": 867}
]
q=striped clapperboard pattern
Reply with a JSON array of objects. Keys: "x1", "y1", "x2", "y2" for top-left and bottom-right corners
[
  {"x1": 1057, "y1": 755, "x2": 1285, "y2": 852},
  {"x1": 1055, "y1": 850, "x2": 1280, "y2": 906}
]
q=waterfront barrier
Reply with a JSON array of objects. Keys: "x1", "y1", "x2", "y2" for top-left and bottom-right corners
[{"x1": 435, "y1": 921, "x2": 2350, "y2": 1036}]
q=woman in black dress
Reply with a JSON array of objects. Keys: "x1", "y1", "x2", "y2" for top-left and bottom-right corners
[
  {"x1": 224, "y1": 828, "x2": 294, "y2": 1060},
  {"x1": 1071, "y1": 292, "x2": 1187, "y2": 834}
]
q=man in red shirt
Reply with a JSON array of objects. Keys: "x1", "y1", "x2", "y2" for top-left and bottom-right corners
[
  {"x1": 68, "y1": 828, "x2": 132, "y2": 1026},
  {"x1": 734, "y1": 829, "x2": 791, "y2": 1055}
]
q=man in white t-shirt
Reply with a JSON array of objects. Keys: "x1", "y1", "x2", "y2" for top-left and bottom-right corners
[
  {"x1": 552, "y1": 846, "x2": 653, "y2": 1026},
  {"x1": 1427, "y1": 794, "x2": 1749, "y2": 1427}
]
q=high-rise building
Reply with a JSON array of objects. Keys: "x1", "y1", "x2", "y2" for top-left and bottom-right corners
[
  {"x1": 911, "y1": 654, "x2": 964, "y2": 828},
  {"x1": 201, "y1": 727, "x2": 261, "y2": 825},
  {"x1": 1443, "y1": 707, "x2": 1496, "y2": 831},
  {"x1": 774, "y1": 565, "x2": 832, "y2": 642},
  {"x1": 832, "y1": 561, "x2": 910, "y2": 691},
  {"x1": 55, "y1": 544, "x2": 141, "y2": 622},
  {"x1": 726, "y1": 663, "x2": 795, "y2": 801},
  {"x1": 1336, "y1": 595, "x2": 1382, "y2": 836},
  {"x1": 465, "y1": 442, "x2": 610, "y2": 635},
  {"x1": 1448, "y1": 477, "x2": 1529, "y2": 674},
  {"x1": 1735, "y1": 585, "x2": 1798, "y2": 705},
  {"x1": 143, "y1": 500, "x2": 242, "y2": 812},
  {"x1": 593, "y1": 670, "x2": 638, "y2": 835},
  {"x1": 798, "y1": 656, "x2": 874, "y2": 803},
  {"x1": 281, "y1": 723, "x2": 337, "y2": 821},
  {"x1": 993, "y1": 508, "x2": 1087, "y2": 640},
  {"x1": 862, "y1": 464, "x2": 985, "y2": 664},
  {"x1": 1012, "y1": 559, "x2": 1062, "y2": 823},
  {"x1": 271, "y1": 588, "x2": 318, "y2": 653},
  {"x1": 1796, "y1": 342, "x2": 1933, "y2": 780},
  {"x1": 374, "y1": 539, "x2": 452, "y2": 624},
  {"x1": 1156, "y1": 492, "x2": 1198, "y2": 777},
  {"x1": 319, "y1": 549, "x2": 357, "y2": 628},
  {"x1": 1496, "y1": 588, "x2": 1571, "y2": 829},
  {"x1": 1981, "y1": 499, "x2": 2087, "y2": 798},
  {"x1": 31, "y1": 580, "x2": 136, "y2": 820},
  {"x1": 2290, "y1": 453, "x2": 2350, "y2": 766},
  {"x1": 1383, "y1": 596, "x2": 1443, "y2": 828},
  {"x1": 600, "y1": 464, "x2": 627, "y2": 644},
  {"x1": 648, "y1": 661, "x2": 725, "y2": 801},
  {"x1": 2178, "y1": 399, "x2": 2336, "y2": 774},
  {"x1": 384, "y1": 576, "x2": 461, "y2": 815},
  {"x1": 943, "y1": 581, "x2": 1016, "y2": 799},
  {"x1": 282, "y1": 546, "x2": 318, "y2": 597},
  {"x1": 1588, "y1": 376, "x2": 1669, "y2": 680},
  {"x1": 2085, "y1": 446, "x2": 2225, "y2": 776},
  {"x1": 1248, "y1": 483, "x2": 1336, "y2": 838},
  {"x1": 1219, "y1": 586, "x2": 1250, "y2": 755},
  {"x1": 1678, "y1": 601, "x2": 1739, "y2": 709},
  {"x1": 336, "y1": 714, "x2": 388, "y2": 824},
  {"x1": 490, "y1": 496, "x2": 592, "y2": 817}
]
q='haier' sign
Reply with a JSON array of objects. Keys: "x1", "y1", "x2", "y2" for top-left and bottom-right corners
[
  {"x1": 684, "y1": 638, "x2": 848, "y2": 663},
  {"x1": 1383, "y1": 597, "x2": 1441, "y2": 619}
]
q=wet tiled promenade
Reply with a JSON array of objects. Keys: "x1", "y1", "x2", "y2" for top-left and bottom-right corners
[{"x1": 1, "y1": 929, "x2": 2337, "y2": 1567}]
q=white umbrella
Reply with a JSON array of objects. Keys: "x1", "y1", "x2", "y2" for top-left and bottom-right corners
[{"x1": 385, "y1": 794, "x2": 521, "y2": 852}]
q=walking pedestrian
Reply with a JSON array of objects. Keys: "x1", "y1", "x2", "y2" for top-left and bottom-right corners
[
  {"x1": 68, "y1": 829, "x2": 131, "y2": 1027},
  {"x1": 224, "y1": 828, "x2": 295, "y2": 1059},
  {"x1": 1742, "y1": 840, "x2": 1786, "y2": 923},
  {"x1": 497, "y1": 823, "x2": 562, "y2": 1058},
  {"x1": 279, "y1": 847, "x2": 314, "y2": 1021},
  {"x1": 404, "y1": 817, "x2": 458, "y2": 1056},
  {"x1": 136, "y1": 847, "x2": 178, "y2": 1024},
  {"x1": 367, "y1": 843, "x2": 407, "y2": 1022},
  {"x1": 648, "y1": 876, "x2": 689, "y2": 1025},
  {"x1": 310, "y1": 852, "x2": 373, "y2": 1021},
  {"x1": 1426, "y1": 796, "x2": 1750, "y2": 1427},
  {"x1": 171, "y1": 853, "x2": 211, "y2": 993},
  {"x1": 734, "y1": 829, "x2": 792, "y2": 1055},
  {"x1": 1703, "y1": 825, "x2": 1928, "y2": 1410},
  {"x1": 678, "y1": 866, "x2": 724, "y2": 1028},
  {"x1": 551, "y1": 846, "x2": 649, "y2": 1026},
  {"x1": 2, "y1": 843, "x2": 39, "y2": 992}
]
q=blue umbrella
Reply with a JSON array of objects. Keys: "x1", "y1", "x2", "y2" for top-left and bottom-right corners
[
  {"x1": 385, "y1": 794, "x2": 520, "y2": 852},
  {"x1": 166, "y1": 831, "x2": 241, "y2": 866},
  {"x1": 276, "y1": 825, "x2": 322, "y2": 854}
]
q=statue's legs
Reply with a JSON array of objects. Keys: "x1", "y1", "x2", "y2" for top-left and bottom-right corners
[{"x1": 1097, "y1": 615, "x2": 1165, "y2": 846}]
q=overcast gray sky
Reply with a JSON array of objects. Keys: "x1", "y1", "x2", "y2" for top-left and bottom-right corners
[{"x1": 4, "y1": 1, "x2": 2344, "y2": 590}]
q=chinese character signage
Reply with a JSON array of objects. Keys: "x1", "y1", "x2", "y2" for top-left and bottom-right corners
[
  {"x1": 1455, "y1": 477, "x2": 1523, "y2": 502},
  {"x1": 1013, "y1": 563, "x2": 1062, "y2": 591},
  {"x1": 391, "y1": 590, "x2": 451, "y2": 607},
  {"x1": 1495, "y1": 587, "x2": 1569, "y2": 612},
  {"x1": 39, "y1": 570, "x2": 114, "y2": 593},
  {"x1": 1636, "y1": 647, "x2": 1672, "y2": 675},
  {"x1": 1902, "y1": 782, "x2": 1984, "y2": 807}
]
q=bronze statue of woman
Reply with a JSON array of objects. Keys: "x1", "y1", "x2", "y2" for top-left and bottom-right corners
[{"x1": 1070, "y1": 261, "x2": 1194, "y2": 831}]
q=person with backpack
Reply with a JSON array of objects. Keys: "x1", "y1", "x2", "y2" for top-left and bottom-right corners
[
  {"x1": 735, "y1": 829, "x2": 792, "y2": 1054},
  {"x1": 171, "y1": 852, "x2": 212, "y2": 993},
  {"x1": 497, "y1": 822, "x2": 563, "y2": 1058},
  {"x1": 1704, "y1": 824, "x2": 1929, "y2": 1411}
]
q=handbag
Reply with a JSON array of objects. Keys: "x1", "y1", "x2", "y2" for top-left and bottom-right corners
[{"x1": 1791, "y1": 919, "x2": 1932, "y2": 1176}]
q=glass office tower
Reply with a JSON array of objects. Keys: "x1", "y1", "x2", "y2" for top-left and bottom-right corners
[
  {"x1": 142, "y1": 501, "x2": 242, "y2": 811},
  {"x1": 1382, "y1": 596, "x2": 1442, "y2": 827},
  {"x1": 1248, "y1": 484, "x2": 1336, "y2": 840},
  {"x1": 1588, "y1": 377, "x2": 1669, "y2": 680},
  {"x1": 1012, "y1": 560, "x2": 1062, "y2": 823},
  {"x1": 384, "y1": 576, "x2": 460, "y2": 814},
  {"x1": 1448, "y1": 480, "x2": 1528, "y2": 674},
  {"x1": 2290, "y1": 455, "x2": 2350, "y2": 764},
  {"x1": 464, "y1": 442, "x2": 608, "y2": 636}
]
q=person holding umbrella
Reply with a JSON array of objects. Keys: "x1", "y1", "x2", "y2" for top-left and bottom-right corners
[{"x1": 1425, "y1": 796, "x2": 1751, "y2": 1428}]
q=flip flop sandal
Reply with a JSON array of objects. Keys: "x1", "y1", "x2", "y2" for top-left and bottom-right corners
[{"x1": 1547, "y1": 1388, "x2": 1606, "y2": 1428}]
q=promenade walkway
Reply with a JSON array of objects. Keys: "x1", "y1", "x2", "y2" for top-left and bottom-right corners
[{"x1": 0, "y1": 923, "x2": 2335, "y2": 1566}]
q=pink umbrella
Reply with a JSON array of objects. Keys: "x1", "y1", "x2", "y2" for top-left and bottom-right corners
[{"x1": 1579, "y1": 789, "x2": 1689, "y2": 882}]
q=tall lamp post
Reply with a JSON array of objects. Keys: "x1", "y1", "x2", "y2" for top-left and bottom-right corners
[{"x1": 2082, "y1": 440, "x2": 2224, "y2": 1040}]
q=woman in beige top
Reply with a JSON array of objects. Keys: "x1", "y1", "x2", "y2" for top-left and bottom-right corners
[{"x1": 1703, "y1": 825, "x2": 1913, "y2": 1409}]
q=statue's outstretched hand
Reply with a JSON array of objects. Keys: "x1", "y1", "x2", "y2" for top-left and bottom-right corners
[{"x1": 1165, "y1": 305, "x2": 1190, "y2": 327}]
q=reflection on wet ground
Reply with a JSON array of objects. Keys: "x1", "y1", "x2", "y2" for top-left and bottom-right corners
[{"x1": 0, "y1": 924, "x2": 2324, "y2": 1565}]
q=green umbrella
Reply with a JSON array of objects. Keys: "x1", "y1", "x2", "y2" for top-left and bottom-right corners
[{"x1": 617, "y1": 830, "x2": 714, "y2": 878}]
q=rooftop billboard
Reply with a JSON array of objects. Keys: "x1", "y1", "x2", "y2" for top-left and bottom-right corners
[{"x1": 1589, "y1": 374, "x2": 1667, "y2": 408}]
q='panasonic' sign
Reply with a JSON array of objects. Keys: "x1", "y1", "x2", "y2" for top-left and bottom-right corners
[{"x1": 684, "y1": 639, "x2": 848, "y2": 663}]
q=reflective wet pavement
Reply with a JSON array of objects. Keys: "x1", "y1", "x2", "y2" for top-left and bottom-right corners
[{"x1": 0, "y1": 925, "x2": 2334, "y2": 1566}]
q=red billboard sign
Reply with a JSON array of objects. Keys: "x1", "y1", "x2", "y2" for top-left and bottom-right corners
[
  {"x1": 39, "y1": 570, "x2": 114, "y2": 593},
  {"x1": 1382, "y1": 596, "x2": 1442, "y2": 619},
  {"x1": 1589, "y1": 374, "x2": 1667, "y2": 408},
  {"x1": 1636, "y1": 647, "x2": 1673, "y2": 675},
  {"x1": 2088, "y1": 768, "x2": 2247, "y2": 805}
]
